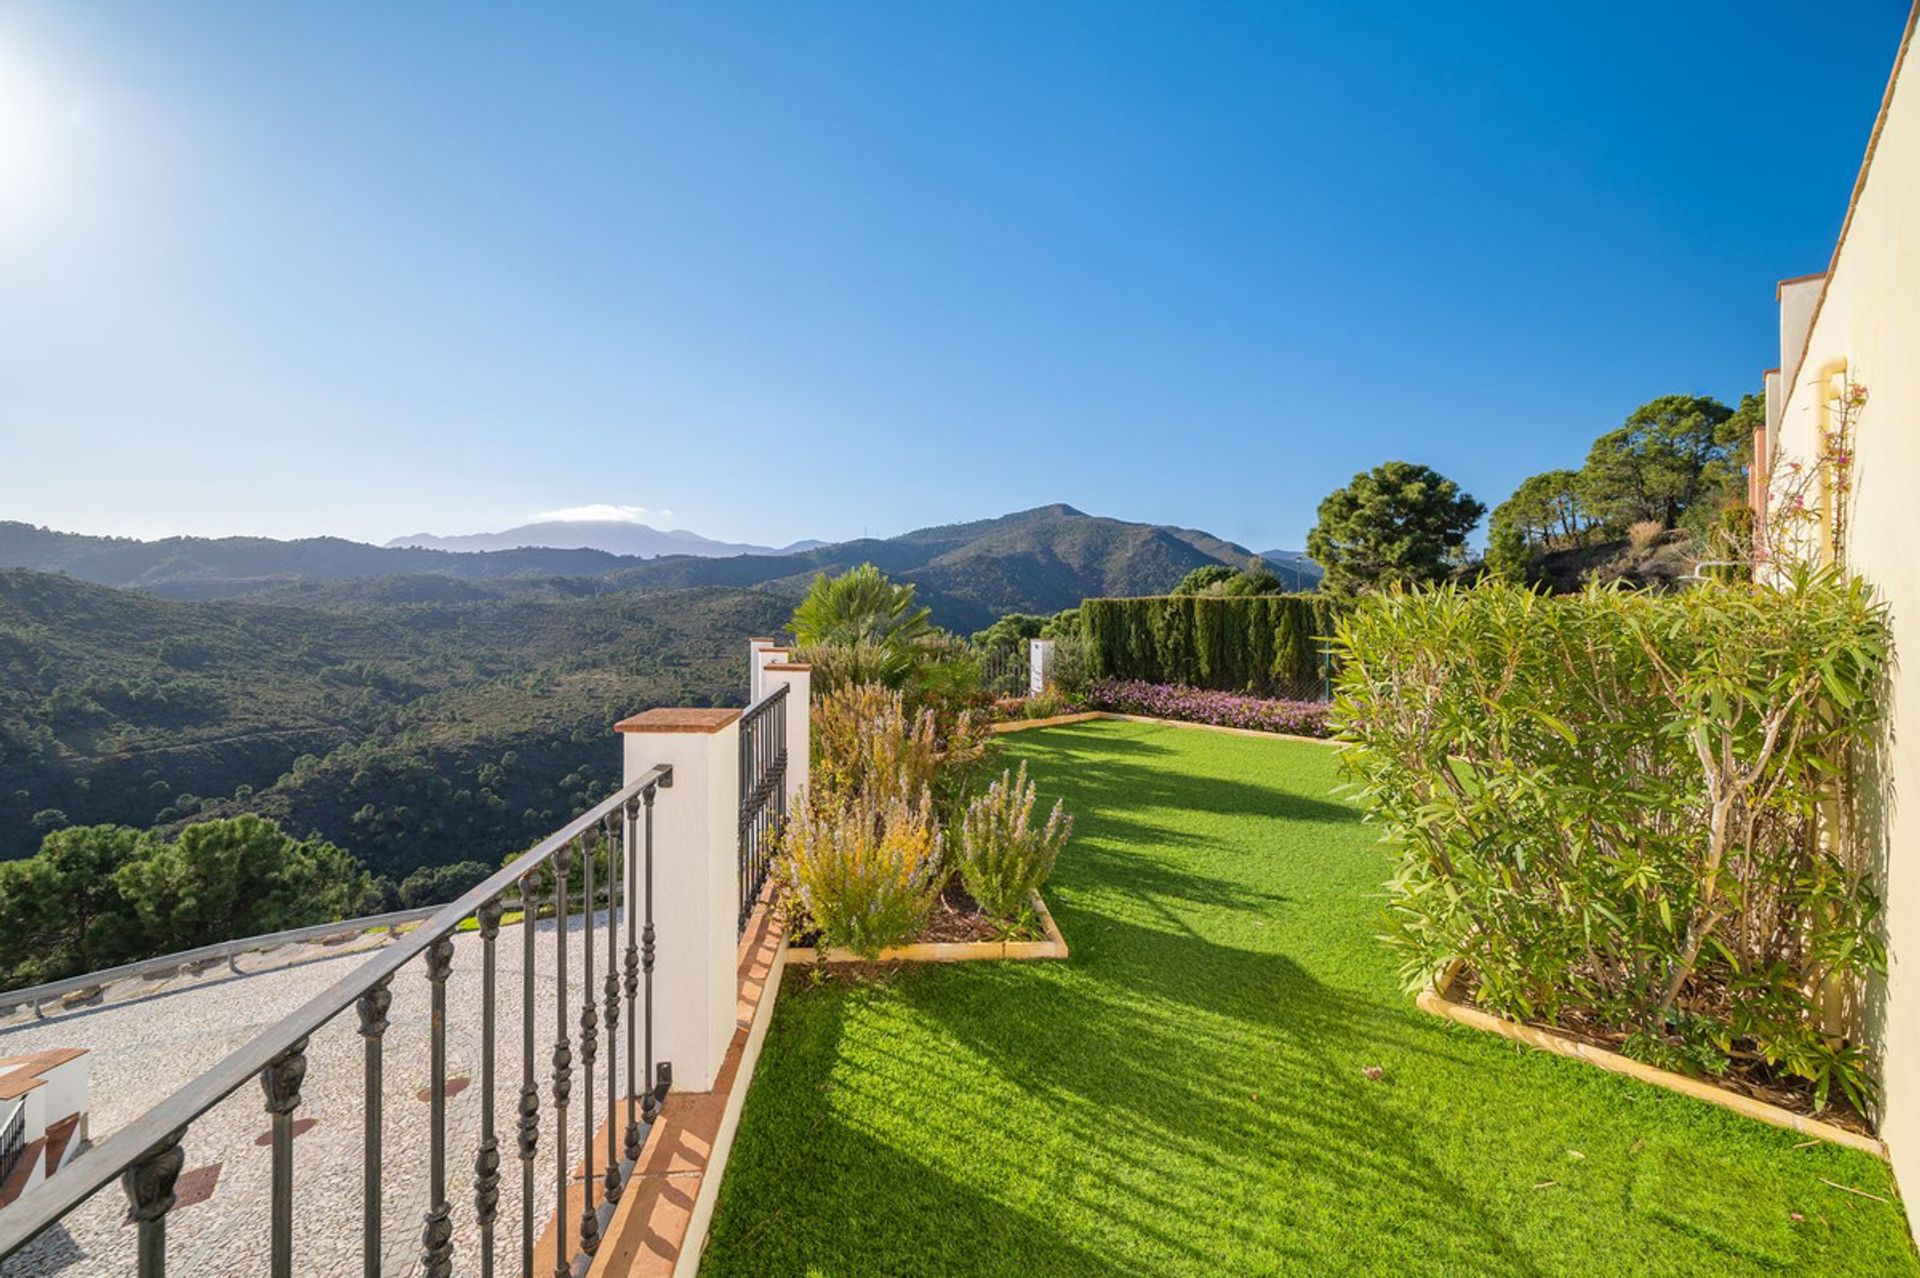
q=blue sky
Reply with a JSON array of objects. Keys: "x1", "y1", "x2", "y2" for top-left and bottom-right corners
[{"x1": 0, "y1": 2, "x2": 1909, "y2": 553}]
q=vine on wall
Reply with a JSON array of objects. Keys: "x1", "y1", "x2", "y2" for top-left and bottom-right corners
[{"x1": 1759, "y1": 374, "x2": 1867, "y2": 572}]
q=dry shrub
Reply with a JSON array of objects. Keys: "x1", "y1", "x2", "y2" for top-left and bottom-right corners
[
  {"x1": 1626, "y1": 518, "x2": 1664, "y2": 552},
  {"x1": 813, "y1": 682, "x2": 993, "y2": 822},
  {"x1": 781, "y1": 791, "x2": 943, "y2": 958}
]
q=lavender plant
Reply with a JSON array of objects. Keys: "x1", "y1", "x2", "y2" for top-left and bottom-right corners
[{"x1": 951, "y1": 762, "x2": 1072, "y2": 919}]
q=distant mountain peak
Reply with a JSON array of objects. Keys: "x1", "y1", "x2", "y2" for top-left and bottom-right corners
[{"x1": 384, "y1": 520, "x2": 810, "y2": 560}]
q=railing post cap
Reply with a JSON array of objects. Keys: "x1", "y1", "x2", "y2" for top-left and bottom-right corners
[
  {"x1": 615, "y1": 708, "x2": 742, "y2": 734},
  {"x1": 762, "y1": 662, "x2": 811, "y2": 672}
]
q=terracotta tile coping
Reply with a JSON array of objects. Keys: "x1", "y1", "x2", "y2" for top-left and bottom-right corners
[
  {"x1": 615, "y1": 708, "x2": 741, "y2": 734},
  {"x1": 748, "y1": 637, "x2": 778, "y2": 644},
  {"x1": 761, "y1": 662, "x2": 810, "y2": 672},
  {"x1": 0, "y1": 1047, "x2": 88, "y2": 1101},
  {"x1": 1419, "y1": 961, "x2": 1886, "y2": 1158},
  {"x1": 582, "y1": 893, "x2": 787, "y2": 1277}
]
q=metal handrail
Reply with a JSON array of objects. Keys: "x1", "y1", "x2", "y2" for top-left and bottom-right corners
[
  {"x1": 0, "y1": 1099, "x2": 25, "y2": 1186},
  {"x1": 0, "y1": 906, "x2": 445, "y2": 1016},
  {"x1": 737, "y1": 684, "x2": 788, "y2": 932},
  {"x1": 0, "y1": 762, "x2": 673, "y2": 1271}
]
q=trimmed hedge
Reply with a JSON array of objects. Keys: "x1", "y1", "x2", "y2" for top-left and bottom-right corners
[{"x1": 1080, "y1": 594, "x2": 1340, "y2": 697}]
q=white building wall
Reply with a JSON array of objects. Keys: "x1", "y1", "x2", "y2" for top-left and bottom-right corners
[{"x1": 1766, "y1": 8, "x2": 1920, "y2": 1230}]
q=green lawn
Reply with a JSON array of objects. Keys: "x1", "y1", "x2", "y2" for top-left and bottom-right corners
[{"x1": 703, "y1": 720, "x2": 1917, "y2": 1277}]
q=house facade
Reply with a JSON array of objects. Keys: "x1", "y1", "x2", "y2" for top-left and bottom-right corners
[{"x1": 1756, "y1": 2, "x2": 1920, "y2": 1234}]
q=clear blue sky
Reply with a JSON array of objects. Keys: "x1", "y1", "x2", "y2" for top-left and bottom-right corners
[{"x1": 1, "y1": 2, "x2": 1910, "y2": 552}]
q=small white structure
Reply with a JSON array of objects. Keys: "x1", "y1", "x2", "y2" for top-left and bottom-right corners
[
  {"x1": 0, "y1": 1048, "x2": 89, "y2": 1205},
  {"x1": 1029, "y1": 638, "x2": 1053, "y2": 695}
]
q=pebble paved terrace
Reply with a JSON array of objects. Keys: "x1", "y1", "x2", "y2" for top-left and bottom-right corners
[{"x1": 0, "y1": 914, "x2": 625, "y2": 1276}]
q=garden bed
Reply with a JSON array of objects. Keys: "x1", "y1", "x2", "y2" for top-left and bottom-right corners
[
  {"x1": 1420, "y1": 961, "x2": 1884, "y2": 1157},
  {"x1": 785, "y1": 883, "x2": 1067, "y2": 965}
]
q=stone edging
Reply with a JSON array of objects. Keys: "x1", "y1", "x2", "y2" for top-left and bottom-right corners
[
  {"x1": 784, "y1": 889, "x2": 1068, "y2": 965},
  {"x1": 1418, "y1": 961, "x2": 1886, "y2": 1158},
  {"x1": 990, "y1": 709, "x2": 1336, "y2": 747}
]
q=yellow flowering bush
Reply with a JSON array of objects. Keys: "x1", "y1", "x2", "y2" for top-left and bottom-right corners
[{"x1": 782, "y1": 791, "x2": 943, "y2": 959}]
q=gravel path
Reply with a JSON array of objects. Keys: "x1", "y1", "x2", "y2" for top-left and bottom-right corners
[{"x1": 0, "y1": 910, "x2": 648, "y2": 1277}]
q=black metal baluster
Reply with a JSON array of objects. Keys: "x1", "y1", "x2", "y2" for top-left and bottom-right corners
[
  {"x1": 357, "y1": 977, "x2": 393, "y2": 1278},
  {"x1": 550, "y1": 840, "x2": 574, "y2": 1278},
  {"x1": 643, "y1": 785, "x2": 662, "y2": 1127},
  {"x1": 261, "y1": 1040, "x2": 309, "y2": 1278},
  {"x1": 622, "y1": 795, "x2": 643, "y2": 1166},
  {"x1": 578, "y1": 829, "x2": 601, "y2": 1257},
  {"x1": 421, "y1": 937, "x2": 455, "y2": 1278},
  {"x1": 738, "y1": 716, "x2": 750, "y2": 930},
  {"x1": 120, "y1": 1128, "x2": 186, "y2": 1278},
  {"x1": 517, "y1": 873, "x2": 541, "y2": 1278},
  {"x1": 602, "y1": 810, "x2": 622, "y2": 1206},
  {"x1": 475, "y1": 897, "x2": 505, "y2": 1278}
]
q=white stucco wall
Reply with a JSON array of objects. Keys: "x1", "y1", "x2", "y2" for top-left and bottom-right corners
[{"x1": 1767, "y1": 10, "x2": 1920, "y2": 1229}]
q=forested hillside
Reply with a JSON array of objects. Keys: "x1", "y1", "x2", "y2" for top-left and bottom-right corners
[{"x1": 0, "y1": 569, "x2": 788, "y2": 875}]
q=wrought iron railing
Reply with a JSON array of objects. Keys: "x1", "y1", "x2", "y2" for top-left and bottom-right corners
[
  {"x1": 0, "y1": 763, "x2": 674, "y2": 1278},
  {"x1": 978, "y1": 644, "x2": 1030, "y2": 698},
  {"x1": 0, "y1": 905, "x2": 444, "y2": 1019},
  {"x1": 737, "y1": 683, "x2": 788, "y2": 932},
  {"x1": 0, "y1": 1099, "x2": 25, "y2": 1187}
]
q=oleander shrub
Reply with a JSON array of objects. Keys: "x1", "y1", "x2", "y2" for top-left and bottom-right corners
[
  {"x1": 1331, "y1": 570, "x2": 1891, "y2": 1112},
  {"x1": 782, "y1": 791, "x2": 944, "y2": 958},
  {"x1": 1088, "y1": 680, "x2": 1331, "y2": 738},
  {"x1": 951, "y1": 762, "x2": 1072, "y2": 919}
]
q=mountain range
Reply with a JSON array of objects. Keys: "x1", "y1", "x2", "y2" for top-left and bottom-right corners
[
  {"x1": 0, "y1": 506, "x2": 1317, "y2": 631},
  {"x1": 386, "y1": 519, "x2": 826, "y2": 559}
]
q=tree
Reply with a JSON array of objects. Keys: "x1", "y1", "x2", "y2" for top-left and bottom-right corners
[
  {"x1": 1307, "y1": 461, "x2": 1485, "y2": 594},
  {"x1": 1172, "y1": 565, "x2": 1237, "y2": 595},
  {"x1": 970, "y1": 613, "x2": 1048, "y2": 650},
  {"x1": 1577, "y1": 395, "x2": 1735, "y2": 529},
  {"x1": 1493, "y1": 469, "x2": 1592, "y2": 548},
  {"x1": 789, "y1": 564, "x2": 934, "y2": 651},
  {"x1": 397, "y1": 859, "x2": 495, "y2": 909},
  {"x1": 115, "y1": 814, "x2": 375, "y2": 951},
  {"x1": 1480, "y1": 520, "x2": 1524, "y2": 582},
  {"x1": 0, "y1": 824, "x2": 148, "y2": 983},
  {"x1": 1217, "y1": 558, "x2": 1283, "y2": 596},
  {"x1": 1710, "y1": 391, "x2": 1765, "y2": 519}
]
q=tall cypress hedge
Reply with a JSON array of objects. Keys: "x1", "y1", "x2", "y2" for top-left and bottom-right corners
[{"x1": 1080, "y1": 595, "x2": 1341, "y2": 697}]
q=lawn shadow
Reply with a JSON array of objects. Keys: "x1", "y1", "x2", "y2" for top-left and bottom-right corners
[
  {"x1": 900, "y1": 919, "x2": 1549, "y2": 1277},
  {"x1": 701, "y1": 984, "x2": 1123, "y2": 1278}
]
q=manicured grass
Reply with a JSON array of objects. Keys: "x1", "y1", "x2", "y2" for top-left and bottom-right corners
[{"x1": 703, "y1": 721, "x2": 1916, "y2": 1276}]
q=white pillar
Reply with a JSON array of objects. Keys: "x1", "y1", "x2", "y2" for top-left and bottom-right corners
[
  {"x1": 761, "y1": 661, "x2": 812, "y2": 813},
  {"x1": 747, "y1": 638, "x2": 777, "y2": 703},
  {"x1": 1029, "y1": 638, "x2": 1054, "y2": 695},
  {"x1": 616, "y1": 708, "x2": 742, "y2": 1092}
]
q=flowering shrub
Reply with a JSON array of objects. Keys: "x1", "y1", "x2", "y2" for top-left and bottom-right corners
[
  {"x1": 782, "y1": 791, "x2": 944, "y2": 959},
  {"x1": 951, "y1": 762, "x2": 1072, "y2": 919},
  {"x1": 1332, "y1": 573, "x2": 1890, "y2": 1112},
  {"x1": 813, "y1": 682, "x2": 994, "y2": 823},
  {"x1": 1088, "y1": 680, "x2": 1330, "y2": 737}
]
